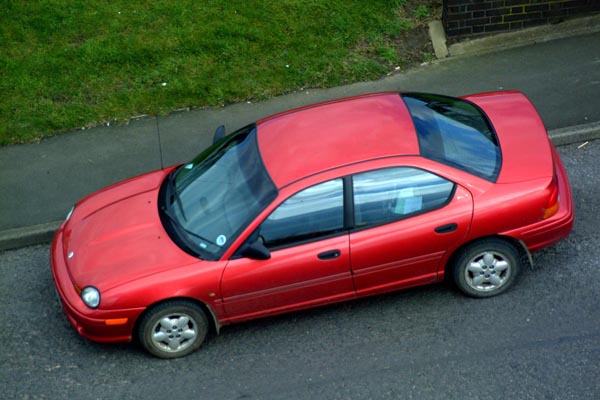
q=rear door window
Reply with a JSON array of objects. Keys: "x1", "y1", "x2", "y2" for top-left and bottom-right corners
[{"x1": 353, "y1": 167, "x2": 455, "y2": 228}]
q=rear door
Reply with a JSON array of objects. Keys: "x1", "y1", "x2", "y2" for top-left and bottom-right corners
[{"x1": 349, "y1": 167, "x2": 473, "y2": 297}]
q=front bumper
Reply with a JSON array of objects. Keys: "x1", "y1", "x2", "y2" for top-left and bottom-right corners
[{"x1": 50, "y1": 224, "x2": 143, "y2": 343}]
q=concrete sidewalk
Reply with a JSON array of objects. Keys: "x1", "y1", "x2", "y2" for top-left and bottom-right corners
[{"x1": 1, "y1": 20, "x2": 600, "y2": 251}]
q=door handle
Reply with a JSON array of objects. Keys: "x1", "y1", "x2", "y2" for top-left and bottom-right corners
[
  {"x1": 318, "y1": 249, "x2": 341, "y2": 260},
  {"x1": 435, "y1": 223, "x2": 458, "y2": 234}
]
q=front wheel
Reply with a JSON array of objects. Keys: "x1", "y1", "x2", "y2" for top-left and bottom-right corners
[
  {"x1": 138, "y1": 300, "x2": 208, "y2": 359},
  {"x1": 452, "y1": 239, "x2": 521, "y2": 298}
]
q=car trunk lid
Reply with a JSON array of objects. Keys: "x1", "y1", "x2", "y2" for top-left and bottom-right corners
[{"x1": 463, "y1": 91, "x2": 553, "y2": 184}]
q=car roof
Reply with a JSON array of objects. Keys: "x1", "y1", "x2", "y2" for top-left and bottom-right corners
[{"x1": 256, "y1": 92, "x2": 420, "y2": 188}]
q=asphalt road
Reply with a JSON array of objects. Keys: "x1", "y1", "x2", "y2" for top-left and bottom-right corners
[{"x1": 1, "y1": 140, "x2": 598, "y2": 399}]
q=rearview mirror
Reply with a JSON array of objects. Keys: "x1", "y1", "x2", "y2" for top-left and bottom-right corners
[{"x1": 213, "y1": 125, "x2": 226, "y2": 144}]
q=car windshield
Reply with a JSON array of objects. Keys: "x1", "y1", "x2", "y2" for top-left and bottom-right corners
[
  {"x1": 402, "y1": 93, "x2": 501, "y2": 181},
  {"x1": 165, "y1": 124, "x2": 277, "y2": 260}
]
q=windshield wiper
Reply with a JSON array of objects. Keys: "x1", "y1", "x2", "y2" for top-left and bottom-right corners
[
  {"x1": 168, "y1": 170, "x2": 188, "y2": 222},
  {"x1": 160, "y1": 205, "x2": 216, "y2": 247}
]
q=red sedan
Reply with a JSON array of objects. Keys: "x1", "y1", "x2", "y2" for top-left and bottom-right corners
[{"x1": 51, "y1": 91, "x2": 573, "y2": 358}]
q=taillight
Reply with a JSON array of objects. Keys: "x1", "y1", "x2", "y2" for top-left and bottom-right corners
[{"x1": 542, "y1": 175, "x2": 560, "y2": 220}]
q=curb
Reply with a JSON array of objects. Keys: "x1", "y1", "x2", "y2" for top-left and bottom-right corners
[
  {"x1": 1, "y1": 122, "x2": 598, "y2": 252},
  {"x1": 0, "y1": 221, "x2": 62, "y2": 252},
  {"x1": 429, "y1": 14, "x2": 600, "y2": 60},
  {"x1": 429, "y1": 14, "x2": 600, "y2": 62},
  {"x1": 448, "y1": 14, "x2": 600, "y2": 58},
  {"x1": 548, "y1": 121, "x2": 600, "y2": 146}
]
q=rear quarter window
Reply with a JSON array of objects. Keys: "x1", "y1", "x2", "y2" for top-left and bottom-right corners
[{"x1": 402, "y1": 93, "x2": 501, "y2": 182}]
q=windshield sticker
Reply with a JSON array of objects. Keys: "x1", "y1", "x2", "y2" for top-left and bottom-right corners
[
  {"x1": 184, "y1": 163, "x2": 194, "y2": 170},
  {"x1": 199, "y1": 242, "x2": 208, "y2": 249},
  {"x1": 216, "y1": 235, "x2": 227, "y2": 246}
]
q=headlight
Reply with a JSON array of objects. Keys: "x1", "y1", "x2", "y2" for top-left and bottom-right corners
[
  {"x1": 81, "y1": 286, "x2": 101, "y2": 309},
  {"x1": 66, "y1": 206, "x2": 75, "y2": 221}
]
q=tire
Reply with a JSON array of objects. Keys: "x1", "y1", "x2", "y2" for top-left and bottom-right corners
[
  {"x1": 452, "y1": 239, "x2": 520, "y2": 298},
  {"x1": 138, "y1": 300, "x2": 208, "y2": 359}
]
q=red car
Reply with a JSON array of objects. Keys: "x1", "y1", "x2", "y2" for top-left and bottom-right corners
[{"x1": 51, "y1": 91, "x2": 573, "y2": 358}]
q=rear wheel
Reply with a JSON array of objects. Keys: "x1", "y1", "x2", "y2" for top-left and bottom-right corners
[
  {"x1": 452, "y1": 239, "x2": 520, "y2": 298},
  {"x1": 138, "y1": 300, "x2": 208, "y2": 359}
]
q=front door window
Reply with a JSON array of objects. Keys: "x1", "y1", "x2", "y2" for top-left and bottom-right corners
[{"x1": 261, "y1": 179, "x2": 345, "y2": 249}]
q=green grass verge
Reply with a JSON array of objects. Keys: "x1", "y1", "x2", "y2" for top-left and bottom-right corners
[{"x1": 1, "y1": 0, "x2": 438, "y2": 145}]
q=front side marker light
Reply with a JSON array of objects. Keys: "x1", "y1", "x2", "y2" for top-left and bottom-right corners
[
  {"x1": 105, "y1": 318, "x2": 128, "y2": 326},
  {"x1": 81, "y1": 286, "x2": 101, "y2": 309}
]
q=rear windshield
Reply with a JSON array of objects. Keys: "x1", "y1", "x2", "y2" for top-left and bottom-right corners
[{"x1": 402, "y1": 93, "x2": 501, "y2": 182}]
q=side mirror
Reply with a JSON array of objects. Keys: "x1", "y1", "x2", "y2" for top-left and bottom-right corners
[
  {"x1": 213, "y1": 125, "x2": 226, "y2": 144},
  {"x1": 241, "y1": 239, "x2": 271, "y2": 260}
]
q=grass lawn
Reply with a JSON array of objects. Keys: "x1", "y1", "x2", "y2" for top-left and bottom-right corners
[{"x1": 1, "y1": 0, "x2": 439, "y2": 146}]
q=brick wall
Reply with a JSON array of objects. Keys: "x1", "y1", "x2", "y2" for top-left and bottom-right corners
[{"x1": 443, "y1": 0, "x2": 600, "y2": 38}]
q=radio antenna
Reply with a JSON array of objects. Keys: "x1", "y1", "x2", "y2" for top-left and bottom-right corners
[{"x1": 155, "y1": 115, "x2": 165, "y2": 170}]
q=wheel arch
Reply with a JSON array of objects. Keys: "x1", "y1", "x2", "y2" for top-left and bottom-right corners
[
  {"x1": 442, "y1": 234, "x2": 532, "y2": 280},
  {"x1": 132, "y1": 297, "x2": 222, "y2": 343}
]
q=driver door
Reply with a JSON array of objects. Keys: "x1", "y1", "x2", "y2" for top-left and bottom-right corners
[{"x1": 220, "y1": 179, "x2": 355, "y2": 322}]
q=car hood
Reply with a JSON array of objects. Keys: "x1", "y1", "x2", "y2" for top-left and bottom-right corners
[{"x1": 62, "y1": 168, "x2": 200, "y2": 292}]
